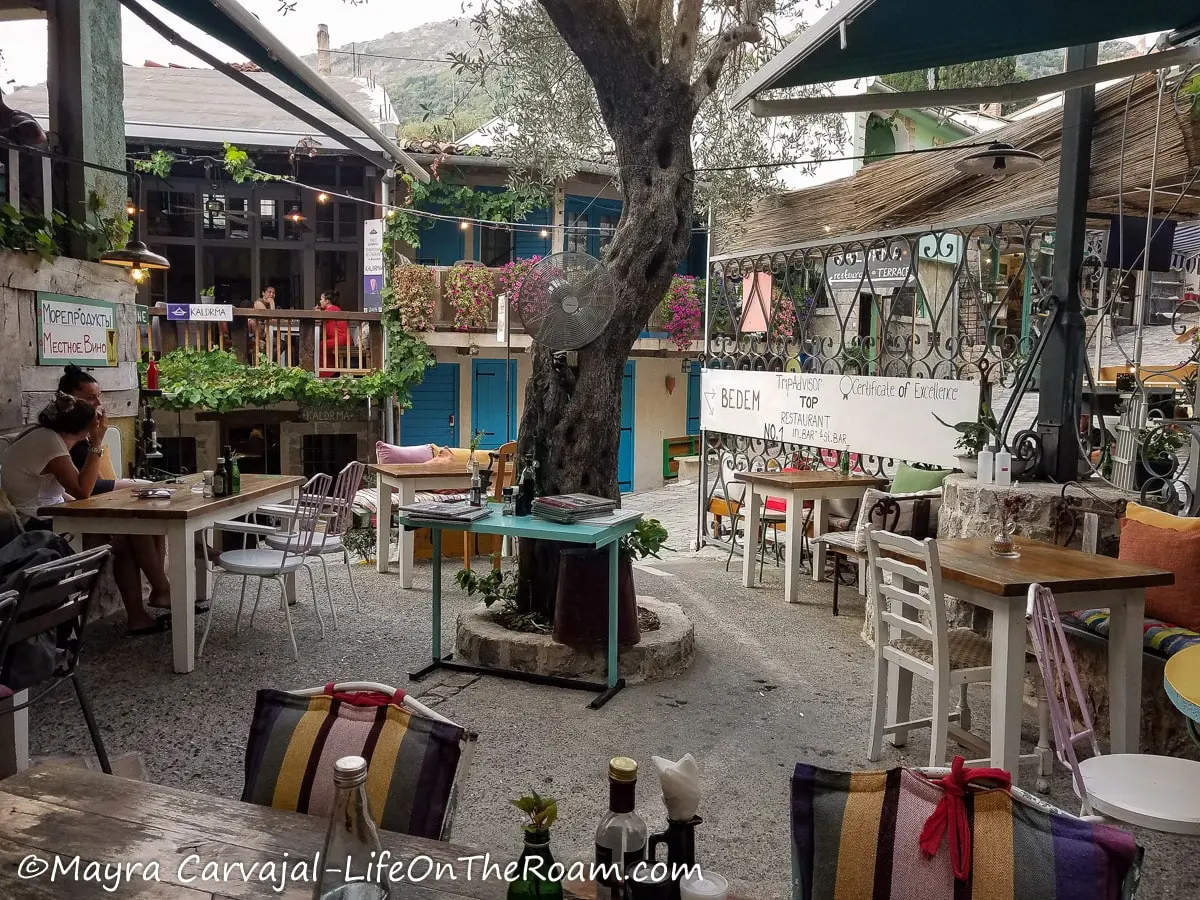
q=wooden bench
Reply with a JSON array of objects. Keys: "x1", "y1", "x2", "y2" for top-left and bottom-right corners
[{"x1": 662, "y1": 435, "x2": 700, "y2": 480}]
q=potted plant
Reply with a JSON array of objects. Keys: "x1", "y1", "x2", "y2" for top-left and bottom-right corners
[
  {"x1": 507, "y1": 790, "x2": 562, "y2": 900},
  {"x1": 552, "y1": 518, "x2": 669, "y2": 648},
  {"x1": 1136, "y1": 423, "x2": 1187, "y2": 488},
  {"x1": 445, "y1": 262, "x2": 496, "y2": 331},
  {"x1": 934, "y1": 404, "x2": 998, "y2": 477},
  {"x1": 387, "y1": 263, "x2": 437, "y2": 332},
  {"x1": 658, "y1": 275, "x2": 702, "y2": 349}
]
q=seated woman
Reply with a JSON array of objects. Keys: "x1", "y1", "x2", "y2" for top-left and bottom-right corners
[{"x1": 0, "y1": 395, "x2": 169, "y2": 635}]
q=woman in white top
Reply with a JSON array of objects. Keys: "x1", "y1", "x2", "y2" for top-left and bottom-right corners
[{"x1": 1, "y1": 395, "x2": 168, "y2": 634}]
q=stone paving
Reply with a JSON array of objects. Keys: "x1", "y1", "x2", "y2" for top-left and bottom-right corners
[{"x1": 21, "y1": 478, "x2": 1200, "y2": 899}]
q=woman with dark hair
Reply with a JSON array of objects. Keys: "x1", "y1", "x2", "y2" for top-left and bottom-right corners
[
  {"x1": 58, "y1": 365, "x2": 116, "y2": 494},
  {"x1": 0, "y1": 392, "x2": 170, "y2": 635}
]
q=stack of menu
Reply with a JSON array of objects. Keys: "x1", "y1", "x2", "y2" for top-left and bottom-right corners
[
  {"x1": 532, "y1": 493, "x2": 617, "y2": 524},
  {"x1": 398, "y1": 501, "x2": 491, "y2": 525}
]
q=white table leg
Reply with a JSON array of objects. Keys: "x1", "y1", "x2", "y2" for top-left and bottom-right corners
[
  {"x1": 811, "y1": 496, "x2": 827, "y2": 582},
  {"x1": 0, "y1": 690, "x2": 29, "y2": 778},
  {"x1": 989, "y1": 602, "x2": 1026, "y2": 783},
  {"x1": 168, "y1": 522, "x2": 196, "y2": 674},
  {"x1": 741, "y1": 490, "x2": 761, "y2": 589},
  {"x1": 194, "y1": 536, "x2": 210, "y2": 603},
  {"x1": 375, "y1": 476, "x2": 392, "y2": 574},
  {"x1": 783, "y1": 491, "x2": 801, "y2": 604},
  {"x1": 1107, "y1": 590, "x2": 1144, "y2": 753},
  {"x1": 397, "y1": 480, "x2": 416, "y2": 590}
]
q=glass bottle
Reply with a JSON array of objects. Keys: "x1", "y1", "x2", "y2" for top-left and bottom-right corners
[
  {"x1": 230, "y1": 454, "x2": 241, "y2": 494},
  {"x1": 516, "y1": 459, "x2": 538, "y2": 517},
  {"x1": 313, "y1": 756, "x2": 390, "y2": 900},
  {"x1": 212, "y1": 458, "x2": 227, "y2": 497},
  {"x1": 470, "y1": 467, "x2": 483, "y2": 507},
  {"x1": 222, "y1": 444, "x2": 235, "y2": 496},
  {"x1": 507, "y1": 828, "x2": 564, "y2": 900},
  {"x1": 595, "y1": 757, "x2": 648, "y2": 900},
  {"x1": 503, "y1": 486, "x2": 517, "y2": 516}
]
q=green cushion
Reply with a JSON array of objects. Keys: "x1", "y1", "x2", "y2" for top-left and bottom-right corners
[{"x1": 890, "y1": 463, "x2": 951, "y2": 494}]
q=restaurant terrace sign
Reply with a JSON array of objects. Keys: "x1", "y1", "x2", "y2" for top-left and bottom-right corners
[
  {"x1": 700, "y1": 368, "x2": 979, "y2": 468},
  {"x1": 36, "y1": 292, "x2": 118, "y2": 367},
  {"x1": 825, "y1": 243, "x2": 912, "y2": 291}
]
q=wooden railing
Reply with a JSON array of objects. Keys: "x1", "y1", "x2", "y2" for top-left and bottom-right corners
[{"x1": 143, "y1": 308, "x2": 381, "y2": 376}]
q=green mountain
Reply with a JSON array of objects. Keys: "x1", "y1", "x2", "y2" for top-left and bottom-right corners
[
  {"x1": 303, "y1": 19, "x2": 493, "y2": 140},
  {"x1": 1016, "y1": 40, "x2": 1139, "y2": 79}
]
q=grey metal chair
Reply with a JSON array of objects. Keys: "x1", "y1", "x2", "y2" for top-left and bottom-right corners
[{"x1": 0, "y1": 545, "x2": 113, "y2": 773}]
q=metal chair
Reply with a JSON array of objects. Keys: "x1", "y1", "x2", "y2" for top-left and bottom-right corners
[
  {"x1": 0, "y1": 545, "x2": 113, "y2": 773},
  {"x1": 866, "y1": 529, "x2": 1051, "y2": 771},
  {"x1": 200, "y1": 474, "x2": 333, "y2": 661},
  {"x1": 1026, "y1": 583, "x2": 1200, "y2": 834}
]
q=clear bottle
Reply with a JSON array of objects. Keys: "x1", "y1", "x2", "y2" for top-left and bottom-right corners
[
  {"x1": 313, "y1": 756, "x2": 389, "y2": 900},
  {"x1": 212, "y1": 458, "x2": 227, "y2": 497},
  {"x1": 502, "y1": 486, "x2": 517, "y2": 516},
  {"x1": 470, "y1": 467, "x2": 483, "y2": 507},
  {"x1": 595, "y1": 757, "x2": 648, "y2": 900}
]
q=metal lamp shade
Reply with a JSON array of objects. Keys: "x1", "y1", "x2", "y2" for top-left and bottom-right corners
[
  {"x1": 955, "y1": 142, "x2": 1044, "y2": 181},
  {"x1": 99, "y1": 241, "x2": 171, "y2": 270}
]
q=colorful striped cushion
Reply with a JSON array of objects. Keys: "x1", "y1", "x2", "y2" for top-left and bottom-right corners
[
  {"x1": 791, "y1": 763, "x2": 1140, "y2": 900},
  {"x1": 1061, "y1": 609, "x2": 1200, "y2": 659},
  {"x1": 242, "y1": 688, "x2": 468, "y2": 839}
]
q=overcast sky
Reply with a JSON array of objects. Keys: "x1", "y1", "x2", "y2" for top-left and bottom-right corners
[{"x1": 0, "y1": 0, "x2": 468, "y2": 92}]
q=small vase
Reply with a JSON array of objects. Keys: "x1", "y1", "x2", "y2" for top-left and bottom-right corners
[
  {"x1": 507, "y1": 829, "x2": 563, "y2": 900},
  {"x1": 990, "y1": 520, "x2": 1020, "y2": 558}
]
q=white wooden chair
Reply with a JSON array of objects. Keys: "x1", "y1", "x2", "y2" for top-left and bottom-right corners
[
  {"x1": 866, "y1": 528, "x2": 1050, "y2": 771},
  {"x1": 199, "y1": 474, "x2": 333, "y2": 661},
  {"x1": 1026, "y1": 583, "x2": 1200, "y2": 834}
]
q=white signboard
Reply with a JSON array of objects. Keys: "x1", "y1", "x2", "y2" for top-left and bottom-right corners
[
  {"x1": 166, "y1": 303, "x2": 233, "y2": 322},
  {"x1": 496, "y1": 292, "x2": 509, "y2": 344},
  {"x1": 699, "y1": 369, "x2": 980, "y2": 468},
  {"x1": 36, "y1": 293, "x2": 118, "y2": 367}
]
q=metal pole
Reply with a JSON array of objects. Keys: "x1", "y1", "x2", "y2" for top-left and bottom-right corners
[
  {"x1": 696, "y1": 204, "x2": 714, "y2": 551},
  {"x1": 381, "y1": 173, "x2": 397, "y2": 444},
  {"x1": 1036, "y1": 43, "x2": 1098, "y2": 482}
]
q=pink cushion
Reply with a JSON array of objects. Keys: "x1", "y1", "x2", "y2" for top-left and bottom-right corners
[
  {"x1": 764, "y1": 467, "x2": 803, "y2": 512},
  {"x1": 376, "y1": 441, "x2": 435, "y2": 465}
]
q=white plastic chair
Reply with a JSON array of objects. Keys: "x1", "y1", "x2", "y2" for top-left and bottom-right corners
[
  {"x1": 1026, "y1": 583, "x2": 1200, "y2": 834},
  {"x1": 866, "y1": 528, "x2": 1050, "y2": 771},
  {"x1": 199, "y1": 473, "x2": 333, "y2": 661},
  {"x1": 258, "y1": 461, "x2": 366, "y2": 613}
]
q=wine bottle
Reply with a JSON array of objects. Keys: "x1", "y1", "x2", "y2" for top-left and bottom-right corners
[
  {"x1": 515, "y1": 459, "x2": 538, "y2": 517},
  {"x1": 313, "y1": 756, "x2": 390, "y2": 899},
  {"x1": 595, "y1": 757, "x2": 648, "y2": 900},
  {"x1": 145, "y1": 356, "x2": 159, "y2": 391}
]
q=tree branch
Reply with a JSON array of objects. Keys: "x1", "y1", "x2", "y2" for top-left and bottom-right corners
[
  {"x1": 633, "y1": 0, "x2": 669, "y2": 61},
  {"x1": 690, "y1": 22, "x2": 761, "y2": 107},
  {"x1": 668, "y1": 0, "x2": 704, "y2": 78}
]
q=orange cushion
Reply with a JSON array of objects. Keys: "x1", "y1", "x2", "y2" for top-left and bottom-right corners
[{"x1": 1118, "y1": 518, "x2": 1199, "y2": 630}]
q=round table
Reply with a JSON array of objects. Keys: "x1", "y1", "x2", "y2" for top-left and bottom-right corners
[{"x1": 1164, "y1": 644, "x2": 1200, "y2": 748}]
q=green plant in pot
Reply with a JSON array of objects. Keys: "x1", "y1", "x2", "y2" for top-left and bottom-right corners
[
  {"x1": 1136, "y1": 422, "x2": 1187, "y2": 488},
  {"x1": 552, "y1": 518, "x2": 669, "y2": 649},
  {"x1": 508, "y1": 790, "x2": 563, "y2": 900},
  {"x1": 934, "y1": 404, "x2": 998, "y2": 476}
]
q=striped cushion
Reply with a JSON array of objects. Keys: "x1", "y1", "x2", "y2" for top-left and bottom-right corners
[
  {"x1": 791, "y1": 763, "x2": 1140, "y2": 900},
  {"x1": 1061, "y1": 609, "x2": 1200, "y2": 659},
  {"x1": 242, "y1": 688, "x2": 467, "y2": 839}
]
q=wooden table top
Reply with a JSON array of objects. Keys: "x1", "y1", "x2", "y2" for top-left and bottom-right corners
[
  {"x1": 0, "y1": 765, "x2": 508, "y2": 899},
  {"x1": 41, "y1": 474, "x2": 304, "y2": 521},
  {"x1": 892, "y1": 537, "x2": 1175, "y2": 597},
  {"x1": 734, "y1": 470, "x2": 887, "y2": 490},
  {"x1": 370, "y1": 462, "x2": 474, "y2": 480}
]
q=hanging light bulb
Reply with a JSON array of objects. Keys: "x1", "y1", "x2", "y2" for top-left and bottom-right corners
[
  {"x1": 386, "y1": 208, "x2": 397, "y2": 219},
  {"x1": 317, "y1": 191, "x2": 329, "y2": 204},
  {"x1": 459, "y1": 220, "x2": 470, "y2": 231},
  {"x1": 539, "y1": 227, "x2": 550, "y2": 239},
  {"x1": 287, "y1": 205, "x2": 305, "y2": 223},
  {"x1": 129, "y1": 265, "x2": 147, "y2": 284}
]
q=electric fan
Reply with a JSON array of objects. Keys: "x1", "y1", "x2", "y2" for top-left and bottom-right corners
[{"x1": 513, "y1": 251, "x2": 617, "y2": 350}]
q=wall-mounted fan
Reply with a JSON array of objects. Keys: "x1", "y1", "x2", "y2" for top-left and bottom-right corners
[{"x1": 513, "y1": 251, "x2": 616, "y2": 351}]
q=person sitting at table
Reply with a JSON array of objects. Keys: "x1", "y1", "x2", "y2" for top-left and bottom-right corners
[
  {"x1": 0, "y1": 395, "x2": 168, "y2": 635},
  {"x1": 248, "y1": 285, "x2": 277, "y2": 358},
  {"x1": 317, "y1": 290, "x2": 351, "y2": 372}
]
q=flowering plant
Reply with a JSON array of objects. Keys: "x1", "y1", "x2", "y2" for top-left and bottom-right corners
[
  {"x1": 496, "y1": 255, "x2": 541, "y2": 310},
  {"x1": 770, "y1": 298, "x2": 797, "y2": 341},
  {"x1": 445, "y1": 263, "x2": 496, "y2": 331},
  {"x1": 659, "y1": 275, "x2": 703, "y2": 350},
  {"x1": 387, "y1": 264, "x2": 437, "y2": 332}
]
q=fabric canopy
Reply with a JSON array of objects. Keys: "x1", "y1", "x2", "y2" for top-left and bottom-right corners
[
  {"x1": 733, "y1": 0, "x2": 1199, "y2": 107},
  {"x1": 130, "y1": 0, "x2": 428, "y2": 181}
]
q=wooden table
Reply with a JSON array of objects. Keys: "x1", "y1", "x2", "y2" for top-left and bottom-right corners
[
  {"x1": 890, "y1": 537, "x2": 1172, "y2": 784},
  {"x1": 43, "y1": 474, "x2": 304, "y2": 674},
  {"x1": 397, "y1": 507, "x2": 642, "y2": 709},
  {"x1": 0, "y1": 765, "x2": 508, "y2": 899},
  {"x1": 1165, "y1": 643, "x2": 1200, "y2": 747},
  {"x1": 734, "y1": 471, "x2": 887, "y2": 603},
  {"x1": 371, "y1": 463, "x2": 473, "y2": 588}
]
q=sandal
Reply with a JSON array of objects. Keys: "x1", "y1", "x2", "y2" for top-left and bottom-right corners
[
  {"x1": 128, "y1": 615, "x2": 171, "y2": 637},
  {"x1": 149, "y1": 599, "x2": 210, "y2": 614}
]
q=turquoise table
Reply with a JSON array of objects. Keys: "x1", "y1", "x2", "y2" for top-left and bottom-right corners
[{"x1": 396, "y1": 506, "x2": 643, "y2": 709}]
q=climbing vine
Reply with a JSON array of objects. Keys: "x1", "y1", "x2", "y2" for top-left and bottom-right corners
[{"x1": 390, "y1": 171, "x2": 549, "y2": 250}]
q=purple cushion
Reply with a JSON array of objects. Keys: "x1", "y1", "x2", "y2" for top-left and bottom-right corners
[{"x1": 376, "y1": 441, "x2": 435, "y2": 465}]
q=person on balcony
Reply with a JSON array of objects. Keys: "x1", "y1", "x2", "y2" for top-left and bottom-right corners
[
  {"x1": 317, "y1": 290, "x2": 350, "y2": 374},
  {"x1": 0, "y1": 394, "x2": 169, "y2": 635},
  {"x1": 248, "y1": 285, "x2": 277, "y2": 359}
]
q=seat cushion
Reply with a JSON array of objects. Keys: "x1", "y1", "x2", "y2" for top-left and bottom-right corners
[
  {"x1": 814, "y1": 530, "x2": 860, "y2": 553},
  {"x1": 892, "y1": 628, "x2": 999, "y2": 670},
  {"x1": 1125, "y1": 501, "x2": 1200, "y2": 533},
  {"x1": 1118, "y1": 518, "x2": 1200, "y2": 631},
  {"x1": 263, "y1": 532, "x2": 343, "y2": 554},
  {"x1": 851, "y1": 488, "x2": 943, "y2": 552},
  {"x1": 376, "y1": 441, "x2": 434, "y2": 465},
  {"x1": 1060, "y1": 608, "x2": 1200, "y2": 660},
  {"x1": 890, "y1": 463, "x2": 953, "y2": 494},
  {"x1": 217, "y1": 548, "x2": 301, "y2": 575}
]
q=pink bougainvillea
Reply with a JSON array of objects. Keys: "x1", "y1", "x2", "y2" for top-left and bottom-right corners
[
  {"x1": 660, "y1": 275, "x2": 703, "y2": 350},
  {"x1": 445, "y1": 263, "x2": 496, "y2": 331},
  {"x1": 496, "y1": 255, "x2": 542, "y2": 310}
]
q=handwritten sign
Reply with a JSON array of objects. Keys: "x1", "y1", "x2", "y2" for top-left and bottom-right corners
[
  {"x1": 700, "y1": 369, "x2": 979, "y2": 468},
  {"x1": 166, "y1": 304, "x2": 233, "y2": 322},
  {"x1": 36, "y1": 293, "x2": 118, "y2": 367},
  {"x1": 825, "y1": 243, "x2": 912, "y2": 289},
  {"x1": 363, "y1": 218, "x2": 384, "y2": 313}
]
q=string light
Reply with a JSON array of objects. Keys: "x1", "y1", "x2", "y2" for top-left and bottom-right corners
[
  {"x1": 317, "y1": 191, "x2": 329, "y2": 203},
  {"x1": 539, "y1": 228, "x2": 550, "y2": 238},
  {"x1": 459, "y1": 220, "x2": 470, "y2": 231},
  {"x1": 125, "y1": 199, "x2": 138, "y2": 216}
]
